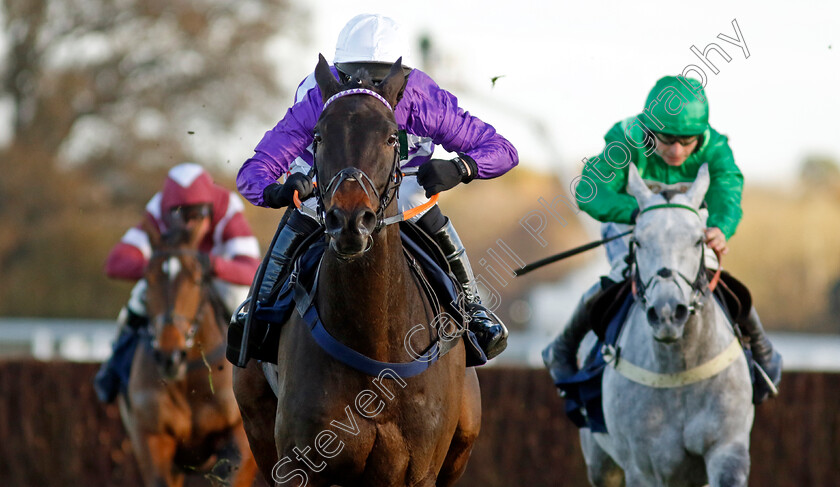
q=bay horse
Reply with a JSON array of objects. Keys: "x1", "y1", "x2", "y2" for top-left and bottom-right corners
[
  {"x1": 233, "y1": 55, "x2": 481, "y2": 486},
  {"x1": 119, "y1": 219, "x2": 258, "y2": 487},
  {"x1": 580, "y1": 163, "x2": 754, "y2": 486}
]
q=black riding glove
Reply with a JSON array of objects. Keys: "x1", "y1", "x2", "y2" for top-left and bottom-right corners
[
  {"x1": 416, "y1": 155, "x2": 478, "y2": 198},
  {"x1": 263, "y1": 173, "x2": 315, "y2": 208}
]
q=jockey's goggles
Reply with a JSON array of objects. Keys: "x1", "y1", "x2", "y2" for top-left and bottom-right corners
[
  {"x1": 653, "y1": 132, "x2": 700, "y2": 146},
  {"x1": 169, "y1": 204, "x2": 212, "y2": 222}
]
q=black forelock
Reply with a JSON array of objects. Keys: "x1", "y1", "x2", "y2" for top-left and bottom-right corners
[{"x1": 339, "y1": 67, "x2": 377, "y2": 90}]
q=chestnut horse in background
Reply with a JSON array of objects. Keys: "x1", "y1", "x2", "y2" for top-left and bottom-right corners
[
  {"x1": 233, "y1": 55, "x2": 481, "y2": 486},
  {"x1": 119, "y1": 220, "x2": 258, "y2": 486}
]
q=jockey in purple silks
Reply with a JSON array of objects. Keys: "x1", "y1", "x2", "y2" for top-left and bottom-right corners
[{"x1": 229, "y1": 14, "x2": 519, "y2": 364}]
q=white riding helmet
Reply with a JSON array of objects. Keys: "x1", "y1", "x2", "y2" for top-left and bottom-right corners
[{"x1": 333, "y1": 14, "x2": 413, "y2": 81}]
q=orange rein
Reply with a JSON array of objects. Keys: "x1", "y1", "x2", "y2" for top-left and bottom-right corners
[
  {"x1": 400, "y1": 194, "x2": 439, "y2": 221},
  {"x1": 292, "y1": 173, "x2": 440, "y2": 226},
  {"x1": 707, "y1": 248, "x2": 723, "y2": 292}
]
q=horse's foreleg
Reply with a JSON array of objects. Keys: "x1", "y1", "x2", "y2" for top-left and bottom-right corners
[
  {"x1": 233, "y1": 360, "x2": 279, "y2": 485},
  {"x1": 436, "y1": 367, "x2": 481, "y2": 487},
  {"x1": 120, "y1": 396, "x2": 182, "y2": 487},
  {"x1": 229, "y1": 421, "x2": 261, "y2": 487},
  {"x1": 134, "y1": 433, "x2": 182, "y2": 487},
  {"x1": 580, "y1": 430, "x2": 625, "y2": 487},
  {"x1": 705, "y1": 442, "x2": 750, "y2": 487}
]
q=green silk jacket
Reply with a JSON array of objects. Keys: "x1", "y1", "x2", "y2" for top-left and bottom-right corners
[{"x1": 577, "y1": 116, "x2": 744, "y2": 239}]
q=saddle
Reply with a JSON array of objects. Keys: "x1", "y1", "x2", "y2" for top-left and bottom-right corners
[{"x1": 247, "y1": 220, "x2": 485, "y2": 368}]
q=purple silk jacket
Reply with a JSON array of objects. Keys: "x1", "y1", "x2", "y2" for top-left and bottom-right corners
[{"x1": 237, "y1": 66, "x2": 519, "y2": 207}]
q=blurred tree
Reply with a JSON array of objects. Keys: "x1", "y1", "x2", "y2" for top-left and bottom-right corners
[
  {"x1": 0, "y1": 0, "x2": 304, "y2": 316},
  {"x1": 799, "y1": 153, "x2": 840, "y2": 189}
]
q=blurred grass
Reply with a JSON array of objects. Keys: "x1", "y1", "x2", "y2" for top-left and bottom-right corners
[{"x1": 726, "y1": 185, "x2": 840, "y2": 332}]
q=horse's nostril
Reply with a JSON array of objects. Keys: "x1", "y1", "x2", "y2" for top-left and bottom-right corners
[
  {"x1": 674, "y1": 304, "x2": 689, "y2": 322},
  {"x1": 657, "y1": 268, "x2": 673, "y2": 278},
  {"x1": 647, "y1": 307, "x2": 659, "y2": 324},
  {"x1": 357, "y1": 209, "x2": 377, "y2": 233},
  {"x1": 325, "y1": 208, "x2": 346, "y2": 234}
]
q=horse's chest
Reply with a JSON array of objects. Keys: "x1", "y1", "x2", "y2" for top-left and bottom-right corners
[
  {"x1": 276, "y1": 390, "x2": 445, "y2": 485},
  {"x1": 602, "y1": 376, "x2": 691, "y2": 446}
]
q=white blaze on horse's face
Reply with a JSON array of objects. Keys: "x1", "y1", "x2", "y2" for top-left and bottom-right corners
[
  {"x1": 162, "y1": 256, "x2": 181, "y2": 282},
  {"x1": 627, "y1": 163, "x2": 711, "y2": 342}
]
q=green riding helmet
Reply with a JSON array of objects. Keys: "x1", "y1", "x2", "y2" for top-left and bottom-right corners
[{"x1": 642, "y1": 76, "x2": 709, "y2": 136}]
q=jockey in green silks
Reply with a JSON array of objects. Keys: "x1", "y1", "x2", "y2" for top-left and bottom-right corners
[{"x1": 542, "y1": 76, "x2": 782, "y2": 404}]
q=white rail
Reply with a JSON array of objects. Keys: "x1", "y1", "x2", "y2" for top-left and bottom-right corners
[{"x1": 1, "y1": 319, "x2": 838, "y2": 371}]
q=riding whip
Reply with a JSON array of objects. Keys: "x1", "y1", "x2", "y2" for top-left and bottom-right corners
[{"x1": 514, "y1": 229, "x2": 633, "y2": 277}]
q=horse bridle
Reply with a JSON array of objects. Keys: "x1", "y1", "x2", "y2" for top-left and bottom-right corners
[
  {"x1": 297, "y1": 88, "x2": 406, "y2": 235},
  {"x1": 148, "y1": 249, "x2": 211, "y2": 350},
  {"x1": 628, "y1": 203, "x2": 710, "y2": 315}
]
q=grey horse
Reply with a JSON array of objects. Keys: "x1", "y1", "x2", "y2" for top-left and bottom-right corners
[{"x1": 580, "y1": 163, "x2": 754, "y2": 487}]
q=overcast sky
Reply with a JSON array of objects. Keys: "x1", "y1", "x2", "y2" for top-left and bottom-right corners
[{"x1": 276, "y1": 0, "x2": 839, "y2": 185}]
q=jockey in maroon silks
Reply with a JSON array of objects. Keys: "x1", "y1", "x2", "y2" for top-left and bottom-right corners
[
  {"x1": 94, "y1": 162, "x2": 261, "y2": 403},
  {"x1": 229, "y1": 14, "x2": 519, "y2": 365}
]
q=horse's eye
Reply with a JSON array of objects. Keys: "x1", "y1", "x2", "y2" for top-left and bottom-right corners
[
  {"x1": 387, "y1": 134, "x2": 397, "y2": 147},
  {"x1": 313, "y1": 134, "x2": 322, "y2": 144}
]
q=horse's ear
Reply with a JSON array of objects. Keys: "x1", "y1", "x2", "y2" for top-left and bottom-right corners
[
  {"x1": 684, "y1": 163, "x2": 710, "y2": 209},
  {"x1": 377, "y1": 58, "x2": 408, "y2": 108},
  {"x1": 626, "y1": 163, "x2": 654, "y2": 204},
  {"x1": 142, "y1": 217, "x2": 161, "y2": 249},
  {"x1": 315, "y1": 53, "x2": 341, "y2": 102}
]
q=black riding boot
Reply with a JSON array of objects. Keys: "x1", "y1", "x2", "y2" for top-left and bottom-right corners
[
  {"x1": 740, "y1": 306, "x2": 782, "y2": 403},
  {"x1": 542, "y1": 283, "x2": 603, "y2": 384},
  {"x1": 93, "y1": 307, "x2": 148, "y2": 403},
  {"x1": 227, "y1": 210, "x2": 321, "y2": 365},
  {"x1": 432, "y1": 218, "x2": 508, "y2": 360}
]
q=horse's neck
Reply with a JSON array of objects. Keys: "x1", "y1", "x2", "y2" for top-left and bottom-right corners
[
  {"x1": 318, "y1": 228, "x2": 427, "y2": 362},
  {"x1": 189, "y1": 300, "x2": 225, "y2": 359},
  {"x1": 624, "y1": 296, "x2": 733, "y2": 371}
]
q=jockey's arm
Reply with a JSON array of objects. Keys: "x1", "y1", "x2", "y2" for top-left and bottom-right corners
[
  {"x1": 237, "y1": 83, "x2": 323, "y2": 208},
  {"x1": 208, "y1": 197, "x2": 261, "y2": 285},
  {"x1": 400, "y1": 70, "x2": 518, "y2": 179},
  {"x1": 104, "y1": 241, "x2": 146, "y2": 280},
  {"x1": 576, "y1": 135, "x2": 640, "y2": 224},
  {"x1": 104, "y1": 216, "x2": 159, "y2": 280},
  {"x1": 703, "y1": 139, "x2": 743, "y2": 240},
  {"x1": 209, "y1": 254, "x2": 261, "y2": 286}
]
